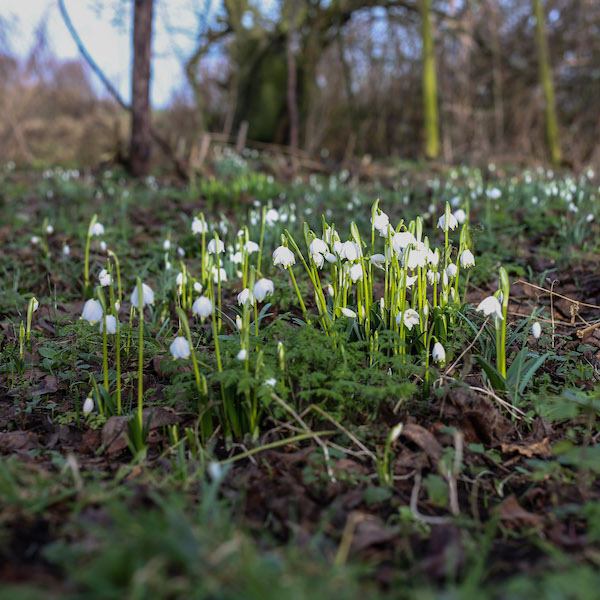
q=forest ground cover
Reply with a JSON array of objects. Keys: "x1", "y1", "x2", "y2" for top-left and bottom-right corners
[{"x1": 1, "y1": 156, "x2": 599, "y2": 599}]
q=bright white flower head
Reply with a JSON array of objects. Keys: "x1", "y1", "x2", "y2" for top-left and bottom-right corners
[
  {"x1": 82, "y1": 299, "x2": 103, "y2": 324},
  {"x1": 31, "y1": 297, "x2": 39, "y2": 312},
  {"x1": 311, "y1": 253, "x2": 325, "y2": 269},
  {"x1": 476, "y1": 296, "x2": 503, "y2": 320},
  {"x1": 327, "y1": 284, "x2": 335, "y2": 297},
  {"x1": 170, "y1": 336, "x2": 191, "y2": 360},
  {"x1": 265, "y1": 377, "x2": 277, "y2": 387},
  {"x1": 208, "y1": 238, "x2": 225, "y2": 254},
  {"x1": 309, "y1": 238, "x2": 328, "y2": 255},
  {"x1": 62, "y1": 245, "x2": 70, "y2": 256},
  {"x1": 427, "y1": 271, "x2": 441, "y2": 284},
  {"x1": 265, "y1": 208, "x2": 279, "y2": 226},
  {"x1": 273, "y1": 246, "x2": 295, "y2": 267},
  {"x1": 83, "y1": 397, "x2": 94, "y2": 415},
  {"x1": 100, "y1": 315, "x2": 117, "y2": 335},
  {"x1": 446, "y1": 263, "x2": 458, "y2": 278},
  {"x1": 406, "y1": 248, "x2": 427, "y2": 270},
  {"x1": 192, "y1": 296, "x2": 213, "y2": 317},
  {"x1": 323, "y1": 225, "x2": 340, "y2": 246},
  {"x1": 176, "y1": 272, "x2": 185, "y2": 286},
  {"x1": 370, "y1": 253, "x2": 386, "y2": 270},
  {"x1": 392, "y1": 231, "x2": 417, "y2": 254},
  {"x1": 237, "y1": 288, "x2": 255, "y2": 306},
  {"x1": 454, "y1": 209, "x2": 467, "y2": 224},
  {"x1": 46, "y1": 224, "x2": 54, "y2": 234},
  {"x1": 341, "y1": 307, "x2": 357, "y2": 318},
  {"x1": 163, "y1": 239, "x2": 171, "y2": 250},
  {"x1": 460, "y1": 249, "x2": 475, "y2": 268},
  {"x1": 432, "y1": 342, "x2": 446, "y2": 364},
  {"x1": 437, "y1": 213, "x2": 458, "y2": 231},
  {"x1": 371, "y1": 210, "x2": 389, "y2": 235},
  {"x1": 193, "y1": 282, "x2": 203, "y2": 293},
  {"x1": 325, "y1": 252, "x2": 337, "y2": 264},
  {"x1": 232, "y1": 251, "x2": 243, "y2": 264},
  {"x1": 235, "y1": 315, "x2": 243, "y2": 330},
  {"x1": 211, "y1": 266, "x2": 227, "y2": 283},
  {"x1": 349, "y1": 263, "x2": 364, "y2": 282},
  {"x1": 191, "y1": 216, "x2": 207, "y2": 234},
  {"x1": 131, "y1": 283, "x2": 154, "y2": 308},
  {"x1": 487, "y1": 188, "x2": 502, "y2": 199},
  {"x1": 90, "y1": 222, "x2": 104, "y2": 236},
  {"x1": 100, "y1": 241, "x2": 107, "y2": 252},
  {"x1": 245, "y1": 240, "x2": 260, "y2": 253},
  {"x1": 31, "y1": 236, "x2": 40, "y2": 245},
  {"x1": 178, "y1": 247, "x2": 185, "y2": 257},
  {"x1": 254, "y1": 278, "x2": 274, "y2": 301},
  {"x1": 339, "y1": 241, "x2": 360, "y2": 262},
  {"x1": 237, "y1": 348, "x2": 248, "y2": 361},
  {"x1": 532, "y1": 322, "x2": 542, "y2": 339},
  {"x1": 396, "y1": 308, "x2": 420, "y2": 330},
  {"x1": 99, "y1": 269, "x2": 112, "y2": 287}
]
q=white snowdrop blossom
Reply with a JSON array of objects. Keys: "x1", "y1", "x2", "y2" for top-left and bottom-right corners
[
  {"x1": 460, "y1": 249, "x2": 475, "y2": 268},
  {"x1": 427, "y1": 249, "x2": 440, "y2": 267},
  {"x1": 237, "y1": 349, "x2": 248, "y2": 361},
  {"x1": 309, "y1": 238, "x2": 328, "y2": 255},
  {"x1": 176, "y1": 272, "x2": 185, "y2": 286},
  {"x1": 83, "y1": 397, "x2": 94, "y2": 414},
  {"x1": 265, "y1": 208, "x2": 279, "y2": 226},
  {"x1": 46, "y1": 224, "x2": 54, "y2": 234},
  {"x1": 454, "y1": 209, "x2": 467, "y2": 224},
  {"x1": 100, "y1": 241, "x2": 107, "y2": 252},
  {"x1": 323, "y1": 225, "x2": 340, "y2": 246},
  {"x1": 194, "y1": 282, "x2": 203, "y2": 293},
  {"x1": 437, "y1": 213, "x2": 458, "y2": 231},
  {"x1": 131, "y1": 283, "x2": 155, "y2": 308},
  {"x1": 273, "y1": 246, "x2": 295, "y2": 267},
  {"x1": 325, "y1": 252, "x2": 337, "y2": 264},
  {"x1": 99, "y1": 269, "x2": 112, "y2": 287},
  {"x1": 487, "y1": 188, "x2": 502, "y2": 199},
  {"x1": 327, "y1": 284, "x2": 335, "y2": 297},
  {"x1": 265, "y1": 378, "x2": 277, "y2": 387},
  {"x1": 192, "y1": 296, "x2": 213, "y2": 317},
  {"x1": 191, "y1": 216, "x2": 207, "y2": 234},
  {"x1": 170, "y1": 336, "x2": 191, "y2": 360},
  {"x1": 31, "y1": 236, "x2": 40, "y2": 245},
  {"x1": 82, "y1": 299, "x2": 103, "y2": 324},
  {"x1": 532, "y1": 322, "x2": 542, "y2": 339},
  {"x1": 90, "y1": 222, "x2": 104, "y2": 236},
  {"x1": 246, "y1": 240, "x2": 260, "y2": 253},
  {"x1": 211, "y1": 266, "x2": 227, "y2": 283},
  {"x1": 339, "y1": 241, "x2": 360, "y2": 262},
  {"x1": 446, "y1": 263, "x2": 458, "y2": 278},
  {"x1": 341, "y1": 307, "x2": 357, "y2": 318},
  {"x1": 311, "y1": 252, "x2": 325, "y2": 269},
  {"x1": 237, "y1": 288, "x2": 255, "y2": 306},
  {"x1": 235, "y1": 315, "x2": 243, "y2": 330},
  {"x1": 178, "y1": 247, "x2": 185, "y2": 257},
  {"x1": 163, "y1": 239, "x2": 171, "y2": 250},
  {"x1": 432, "y1": 342, "x2": 446, "y2": 364},
  {"x1": 349, "y1": 263, "x2": 364, "y2": 282},
  {"x1": 406, "y1": 248, "x2": 427, "y2": 270},
  {"x1": 62, "y1": 245, "x2": 70, "y2": 256},
  {"x1": 207, "y1": 238, "x2": 225, "y2": 254},
  {"x1": 254, "y1": 278, "x2": 274, "y2": 301},
  {"x1": 392, "y1": 231, "x2": 417, "y2": 254},
  {"x1": 370, "y1": 253, "x2": 386, "y2": 270},
  {"x1": 232, "y1": 251, "x2": 243, "y2": 264},
  {"x1": 427, "y1": 271, "x2": 441, "y2": 285},
  {"x1": 99, "y1": 315, "x2": 117, "y2": 335},
  {"x1": 371, "y1": 210, "x2": 389, "y2": 235},
  {"x1": 396, "y1": 308, "x2": 420, "y2": 330},
  {"x1": 476, "y1": 296, "x2": 503, "y2": 320}
]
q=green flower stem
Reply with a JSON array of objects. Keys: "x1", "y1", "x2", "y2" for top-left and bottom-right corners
[
  {"x1": 107, "y1": 261, "x2": 122, "y2": 414},
  {"x1": 136, "y1": 277, "x2": 145, "y2": 432},
  {"x1": 257, "y1": 206, "x2": 266, "y2": 275},
  {"x1": 498, "y1": 267, "x2": 510, "y2": 378},
  {"x1": 107, "y1": 250, "x2": 122, "y2": 306},
  {"x1": 84, "y1": 214, "x2": 97, "y2": 293},
  {"x1": 176, "y1": 307, "x2": 204, "y2": 393}
]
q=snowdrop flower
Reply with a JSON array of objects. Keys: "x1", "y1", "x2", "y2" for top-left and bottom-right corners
[
  {"x1": 349, "y1": 263, "x2": 364, "y2": 282},
  {"x1": 191, "y1": 216, "x2": 207, "y2": 234},
  {"x1": 311, "y1": 252, "x2": 325, "y2": 269},
  {"x1": 178, "y1": 247, "x2": 185, "y2": 257},
  {"x1": 163, "y1": 239, "x2": 171, "y2": 250},
  {"x1": 476, "y1": 296, "x2": 503, "y2": 320},
  {"x1": 341, "y1": 307, "x2": 357, "y2": 318},
  {"x1": 99, "y1": 315, "x2": 117, "y2": 334},
  {"x1": 100, "y1": 241, "x2": 107, "y2": 252},
  {"x1": 245, "y1": 240, "x2": 259, "y2": 253},
  {"x1": 427, "y1": 249, "x2": 440, "y2": 267},
  {"x1": 170, "y1": 336, "x2": 191, "y2": 360},
  {"x1": 176, "y1": 272, "x2": 185, "y2": 287},
  {"x1": 437, "y1": 213, "x2": 458, "y2": 231},
  {"x1": 446, "y1": 263, "x2": 458, "y2": 278},
  {"x1": 237, "y1": 348, "x2": 247, "y2": 360},
  {"x1": 207, "y1": 461, "x2": 222, "y2": 481},
  {"x1": 325, "y1": 252, "x2": 337, "y2": 264},
  {"x1": 62, "y1": 245, "x2": 70, "y2": 256},
  {"x1": 339, "y1": 241, "x2": 360, "y2": 261},
  {"x1": 99, "y1": 268, "x2": 112, "y2": 287},
  {"x1": 31, "y1": 236, "x2": 40, "y2": 245},
  {"x1": 235, "y1": 315, "x2": 243, "y2": 330},
  {"x1": 327, "y1": 284, "x2": 334, "y2": 297},
  {"x1": 460, "y1": 249, "x2": 475, "y2": 268},
  {"x1": 82, "y1": 299, "x2": 103, "y2": 324},
  {"x1": 532, "y1": 322, "x2": 542, "y2": 339},
  {"x1": 131, "y1": 283, "x2": 154, "y2": 308},
  {"x1": 392, "y1": 231, "x2": 417, "y2": 253},
  {"x1": 90, "y1": 222, "x2": 104, "y2": 236},
  {"x1": 30, "y1": 297, "x2": 39, "y2": 313},
  {"x1": 194, "y1": 282, "x2": 202, "y2": 293},
  {"x1": 427, "y1": 271, "x2": 441, "y2": 285},
  {"x1": 265, "y1": 208, "x2": 279, "y2": 226},
  {"x1": 432, "y1": 342, "x2": 446, "y2": 364},
  {"x1": 487, "y1": 188, "x2": 501, "y2": 199},
  {"x1": 406, "y1": 248, "x2": 427, "y2": 270},
  {"x1": 396, "y1": 308, "x2": 420, "y2": 330},
  {"x1": 371, "y1": 210, "x2": 389, "y2": 235},
  {"x1": 237, "y1": 288, "x2": 255, "y2": 305},
  {"x1": 211, "y1": 266, "x2": 227, "y2": 283},
  {"x1": 46, "y1": 224, "x2": 54, "y2": 234},
  {"x1": 265, "y1": 378, "x2": 277, "y2": 387},
  {"x1": 586, "y1": 214, "x2": 594, "y2": 223},
  {"x1": 254, "y1": 278, "x2": 274, "y2": 301},
  {"x1": 454, "y1": 209, "x2": 467, "y2": 224},
  {"x1": 273, "y1": 245, "x2": 295, "y2": 267},
  {"x1": 83, "y1": 397, "x2": 94, "y2": 414},
  {"x1": 192, "y1": 296, "x2": 213, "y2": 317},
  {"x1": 370, "y1": 253, "x2": 386, "y2": 269},
  {"x1": 309, "y1": 238, "x2": 328, "y2": 255},
  {"x1": 208, "y1": 238, "x2": 225, "y2": 254}
]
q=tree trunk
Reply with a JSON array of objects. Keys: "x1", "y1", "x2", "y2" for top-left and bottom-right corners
[
  {"x1": 130, "y1": 0, "x2": 154, "y2": 177},
  {"x1": 532, "y1": 0, "x2": 562, "y2": 166},
  {"x1": 419, "y1": 0, "x2": 440, "y2": 160}
]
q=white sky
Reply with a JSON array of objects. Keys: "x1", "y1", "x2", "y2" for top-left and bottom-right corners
[{"x1": 0, "y1": 0, "x2": 210, "y2": 107}]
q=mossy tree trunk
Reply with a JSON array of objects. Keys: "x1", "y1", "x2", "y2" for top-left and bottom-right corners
[
  {"x1": 419, "y1": 0, "x2": 440, "y2": 160},
  {"x1": 532, "y1": 0, "x2": 562, "y2": 166}
]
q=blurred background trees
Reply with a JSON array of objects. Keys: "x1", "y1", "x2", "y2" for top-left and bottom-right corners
[{"x1": 1, "y1": 0, "x2": 599, "y2": 172}]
